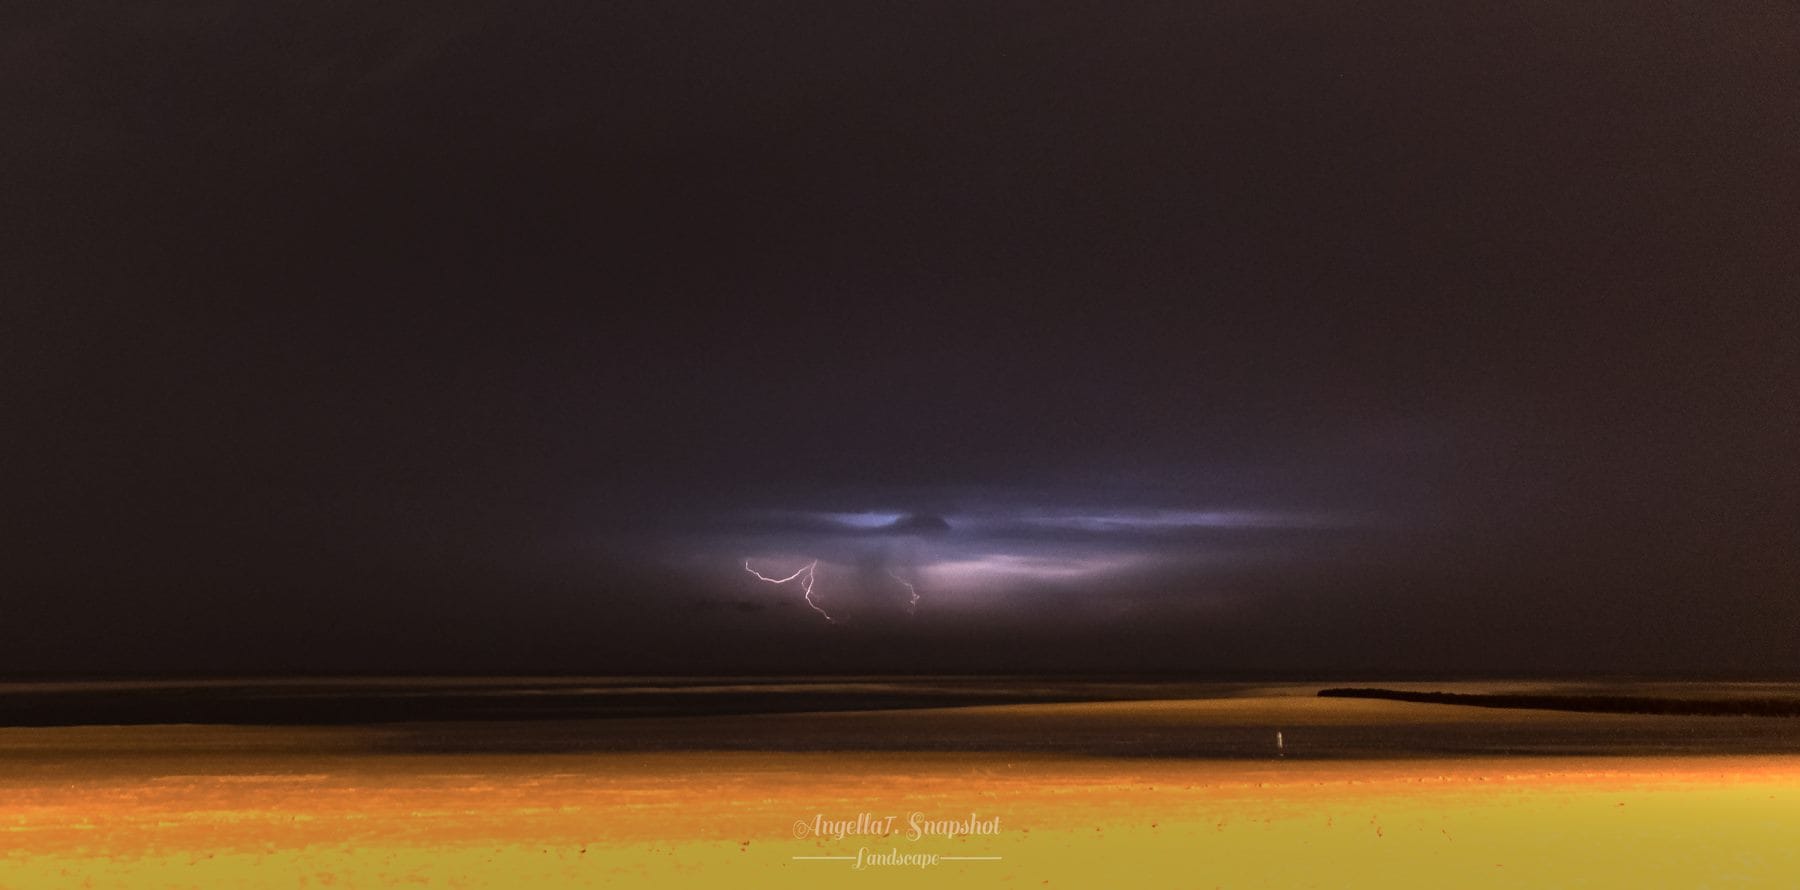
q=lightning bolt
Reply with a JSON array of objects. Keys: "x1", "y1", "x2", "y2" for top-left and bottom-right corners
[
  {"x1": 745, "y1": 559, "x2": 834, "y2": 623},
  {"x1": 889, "y1": 569, "x2": 919, "y2": 614}
]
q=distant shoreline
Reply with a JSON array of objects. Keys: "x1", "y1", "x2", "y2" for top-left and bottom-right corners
[
  {"x1": 5, "y1": 681, "x2": 1800, "y2": 759},
  {"x1": 1318, "y1": 687, "x2": 1800, "y2": 717},
  {"x1": 3, "y1": 678, "x2": 1800, "y2": 733}
]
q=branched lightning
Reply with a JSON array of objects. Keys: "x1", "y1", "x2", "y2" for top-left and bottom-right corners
[
  {"x1": 889, "y1": 569, "x2": 919, "y2": 614},
  {"x1": 745, "y1": 559, "x2": 834, "y2": 623}
]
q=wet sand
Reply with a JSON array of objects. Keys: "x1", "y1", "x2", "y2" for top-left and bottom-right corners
[{"x1": 3, "y1": 684, "x2": 1798, "y2": 887}]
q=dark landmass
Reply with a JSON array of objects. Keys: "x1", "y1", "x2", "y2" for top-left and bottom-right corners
[
  {"x1": 0, "y1": 677, "x2": 1243, "y2": 728},
  {"x1": 1320, "y1": 687, "x2": 1800, "y2": 717},
  {"x1": 1, "y1": 679, "x2": 1799, "y2": 761}
]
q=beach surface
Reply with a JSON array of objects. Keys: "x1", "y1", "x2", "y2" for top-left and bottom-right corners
[{"x1": 3, "y1": 681, "x2": 1797, "y2": 888}]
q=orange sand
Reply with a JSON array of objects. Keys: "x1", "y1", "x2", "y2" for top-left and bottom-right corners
[{"x1": 2, "y1": 701, "x2": 1798, "y2": 887}]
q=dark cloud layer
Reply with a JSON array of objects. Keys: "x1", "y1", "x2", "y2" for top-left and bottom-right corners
[{"x1": 2, "y1": 1, "x2": 1796, "y2": 675}]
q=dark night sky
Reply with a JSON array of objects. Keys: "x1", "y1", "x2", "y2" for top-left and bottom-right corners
[{"x1": 4, "y1": 1, "x2": 1797, "y2": 676}]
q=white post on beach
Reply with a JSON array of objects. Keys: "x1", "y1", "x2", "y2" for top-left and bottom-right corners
[{"x1": 1276, "y1": 731, "x2": 1284, "y2": 756}]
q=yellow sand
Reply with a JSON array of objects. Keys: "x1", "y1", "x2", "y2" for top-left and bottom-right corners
[{"x1": 2, "y1": 701, "x2": 1797, "y2": 888}]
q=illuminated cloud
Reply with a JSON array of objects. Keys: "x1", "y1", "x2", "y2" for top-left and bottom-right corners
[
  {"x1": 926, "y1": 552, "x2": 1150, "y2": 590},
  {"x1": 957, "y1": 507, "x2": 1343, "y2": 536},
  {"x1": 707, "y1": 495, "x2": 1352, "y2": 623}
]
